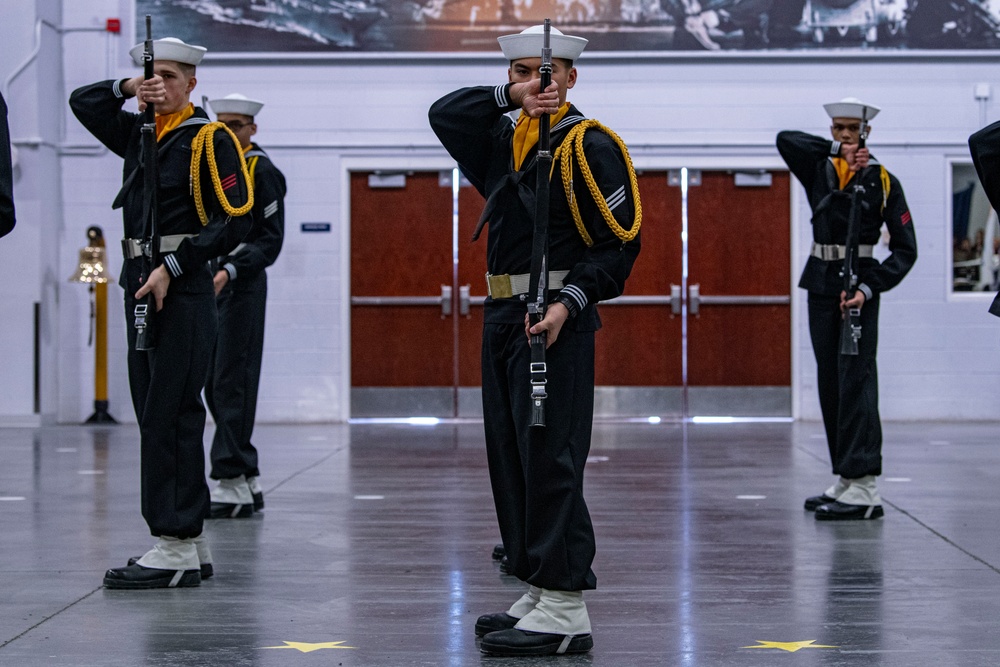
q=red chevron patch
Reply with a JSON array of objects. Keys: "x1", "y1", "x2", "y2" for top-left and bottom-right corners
[
  {"x1": 221, "y1": 174, "x2": 238, "y2": 191},
  {"x1": 901, "y1": 210, "x2": 911, "y2": 225}
]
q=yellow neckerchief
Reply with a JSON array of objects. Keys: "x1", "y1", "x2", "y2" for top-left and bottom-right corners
[
  {"x1": 155, "y1": 103, "x2": 195, "y2": 141},
  {"x1": 832, "y1": 157, "x2": 853, "y2": 191},
  {"x1": 833, "y1": 157, "x2": 892, "y2": 211},
  {"x1": 512, "y1": 103, "x2": 571, "y2": 171}
]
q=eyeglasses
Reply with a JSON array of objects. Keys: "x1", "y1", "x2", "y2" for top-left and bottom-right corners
[
  {"x1": 832, "y1": 123, "x2": 862, "y2": 133},
  {"x1": 223, "y1": 120, "x2": 253, "y2": 131}
]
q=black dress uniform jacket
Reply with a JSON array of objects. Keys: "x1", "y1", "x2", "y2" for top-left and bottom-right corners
[
  {"x1": 777, "y1": 131, "x2": 917, "y2": 298},
  {"x1": 430, "y1": 84, "x2": 640, "y2": 592},
  {"x1": 777, "y1": 130, "x2": 916, "y2": 480},
  {"x1": 206, "y1": 143, "x2": 285, "y2": 481},
  {"x1": 968, "y1": 121, "x2": 1000, "y2": 316},
  {"x1": 70, "y1": 79, "x2": 251, "y2": 539},
  {"x1": 0, "y1": 91, "x2": 14, "y2": 238},
  {"x1": 430, "y1": 84, "x2": 639, "y2": 325}
]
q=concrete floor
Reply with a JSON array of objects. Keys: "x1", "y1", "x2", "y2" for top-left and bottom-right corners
[{"x1": 1, "y1": 419, "x2": 998, "y2": 666}]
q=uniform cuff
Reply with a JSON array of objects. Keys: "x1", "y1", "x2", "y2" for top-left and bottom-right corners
[
  {"x1": 113, "y1": 79, "x2": 129, "y2": 99},
  {"x1": 163, "y1": 253, "x2": 183, "y2": 278},
  {"x1": 557, "y1": 284, "x2": 587, "y2": 317},
  {"x1": 224, "y1": 263, "x2": 237, "y2": 281},
  {"x1": 830, "y1": 141, "x2": 841, "y2": 157},
  {"x1": 858, "y1": 283, "x2": 873, "y2": 301},
  {"x1": 495, "y1": 84, "x2": 513, "y2": 110}
]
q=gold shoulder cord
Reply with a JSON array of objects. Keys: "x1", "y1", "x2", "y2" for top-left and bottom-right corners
[
  {"x1": 552, "y1": 120, "x2": 642, "y2": 247},
  {"x1": 190, "y1": 122, "x2": 254, "y2": 226}
]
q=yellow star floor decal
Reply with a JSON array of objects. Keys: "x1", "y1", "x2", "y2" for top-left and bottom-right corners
[
  {"x1": 743, "y1": 640, "x2": 838, "y2": 653},
  {"x1": 263, "y1": 641, "x2": 356, "y2": 653}
]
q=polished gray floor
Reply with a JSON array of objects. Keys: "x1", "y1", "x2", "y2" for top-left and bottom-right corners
[{"x1": 1, "y1": 419, "x2": 999, "y2": 666}]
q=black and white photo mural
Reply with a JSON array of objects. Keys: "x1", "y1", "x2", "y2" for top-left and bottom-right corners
[{"x1": 136, "y1": 0, "x2": 1000, "y2": 54}]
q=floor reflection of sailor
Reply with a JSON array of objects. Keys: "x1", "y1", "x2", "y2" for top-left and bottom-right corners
[
  {"x1": 140, "y1": 551, "x2": 260, "y2": 662},
  {"x1": 821, "y1": 522, "x2": 884, "y2": 664},
  {"x1": 204, "y1": 93, "x2": 286, "y2": 521}
]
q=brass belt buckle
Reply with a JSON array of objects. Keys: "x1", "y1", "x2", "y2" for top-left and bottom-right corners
[{"x1": 486, "y1": 273, "x2": 513, "y2": 299}]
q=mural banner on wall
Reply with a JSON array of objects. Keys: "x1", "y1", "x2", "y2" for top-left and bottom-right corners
[{"x1": 136, "y1": 0, "x2": 1000, "y2": 55}]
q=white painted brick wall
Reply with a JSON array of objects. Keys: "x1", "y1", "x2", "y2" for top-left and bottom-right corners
[{"x1": 2, "y1": 1, "x2": 999, "y2": 422}]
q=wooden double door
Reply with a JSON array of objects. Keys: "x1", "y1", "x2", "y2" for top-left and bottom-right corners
[{"x1": 350, "y1": 168, "x2": 791, "y2": 420}]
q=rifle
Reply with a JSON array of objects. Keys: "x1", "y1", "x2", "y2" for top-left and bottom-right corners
[
  {"x1": 527, "y1": 19, "x2": 553, "y2": 427},
  {"x1": 134, "y1": 15, "x2": 159, "y2": 351},
  {"x1": 839, "y1": 109, "x2": 871, "y2": 356}
]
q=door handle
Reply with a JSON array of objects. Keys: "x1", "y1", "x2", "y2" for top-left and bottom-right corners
[
  {"x1": 689, "y1": 283, "x2": 700, "y2": 316},
  {"x1": 459, "y1": 285, "x2": 471, "y2": 317},
  {"x1": 670, "y1": 284, "x2": 681, "y2": 316},
  {"x1": 441, "y1": 285, "x2": 453, "y2": 318}
]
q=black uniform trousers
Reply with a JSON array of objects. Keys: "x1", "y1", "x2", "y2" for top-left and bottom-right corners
[
  {"x1": 807, "y1": 292, "x2": 882, "y2": 480},
  {"x1": 481, "y1": 320, "x2": 598, "y2": 593},
  {"x1": 205, "y1": 271, "x2": 267, "y2": 480},
  {"x1": 124, "y1": 259, "x2": 215, "y2": 539}
]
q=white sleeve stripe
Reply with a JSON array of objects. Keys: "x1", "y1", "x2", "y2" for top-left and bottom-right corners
[
  {"x1": 113, "y1": 79, "x2": 124, "y2": 98},
  {"x1": 264, "y1": 201, "x2": 278, "y2": 218},
  {"x1": 552, "y1": 115, "x2": 585, "y2": 133},
  {"x1": 830, "y1": 141, "x2": 841, "y2": 156},
  {"x1": 494, "y1": 85, "x2": 508, "y2": 108},
  {"x1": 224, "y1": 262, "x2": 237, "y2": 281},
  {"x1": 164, "y1": 254, "x2": 182, "y2": 277},
  {"x1": 605, "y1": 185, "x2": 626, "y2": 211},
  {"x1": 561, "y1": 284, "x2": 588, "y2": 310}
]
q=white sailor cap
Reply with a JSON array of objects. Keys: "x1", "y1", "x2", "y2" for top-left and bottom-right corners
[
  {"x1": 208, "y1": 93, "x2": 264, "y2": 117},
  {"x1": 823, "y1": 97, "x2": 881, "y2": 121},
  {"x1": 498, "y1": 25, "x2": 588, "y2": 62},
  {"x1": 129, "y1": 37, "x2": 207, "y2": 67}
]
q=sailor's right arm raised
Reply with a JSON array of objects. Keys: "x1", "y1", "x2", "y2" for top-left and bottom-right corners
[
  {"x1": 776, "y1": 130, "x2": 840, "y2": 191},
  {"x1": 429, "y1": 85, "x2": 517, "y2": 194},
  {"x1": 69, "y1": 79, "x2": 142, "y2": 158}
]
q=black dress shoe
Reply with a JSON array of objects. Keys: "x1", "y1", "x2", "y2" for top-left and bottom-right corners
[
  {"x1": 127, "y1": 556, "x2": 213, "y2": 579},
  {"x1": 209, "y1": 501, "x2": 253, "y2": 518},
  {"x1": 499, "y1": 555, "x2": 513, "y2": 575},
  {"x1": 103, "y1": 563, "x2": 201, "y2": 589},
  {"x1": 492, "y1": 544, "x2": 505, "y2": 561},
  {"x1": 804, "y1": 494, "x2": 836, "y2": 511},
  {"x1": 815, "y1": 501, "x2": 884, "y2": 521},
  {"x1": 475, "y1": 612, "x2": 519, "y2": 637},
  {"x1": 480, "y1": 629, "x2": 593, "y2": 656}
]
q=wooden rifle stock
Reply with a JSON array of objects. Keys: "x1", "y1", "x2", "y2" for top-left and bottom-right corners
[
  {"x1": 134, "y1": 15, "x2": 160, "y2": 351},
  {"x1": 528, "y1": 19, "x2": 553, "y2": 427},
  {"x1": 839, "y1": 115, "x2": 868, "y2": 356}
]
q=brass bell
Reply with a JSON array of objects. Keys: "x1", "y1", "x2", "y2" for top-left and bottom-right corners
[{"x1": 68, "y1": 226, "x2": 111, "y2": 283}]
